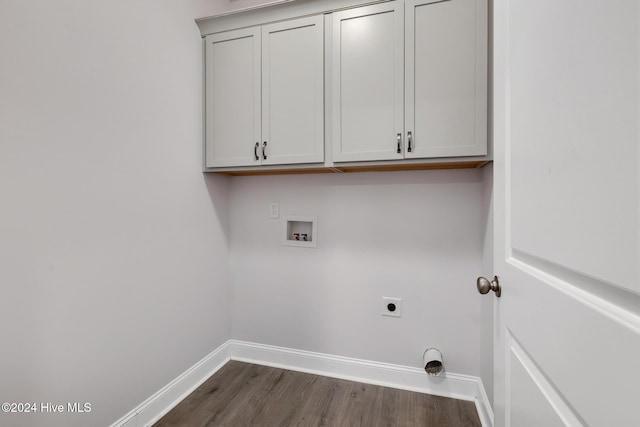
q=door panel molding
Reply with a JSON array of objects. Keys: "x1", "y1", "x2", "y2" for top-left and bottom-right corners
[
  {"x1": 509, "y1": 251, "x2": 640, "y2": 331},
  {"x1": 506, "y1": 330, "x2": 584, "y2": 427}
]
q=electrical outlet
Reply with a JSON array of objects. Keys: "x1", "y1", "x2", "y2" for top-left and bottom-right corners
[
  {"x1": 269, "y1": 202, "x2": 279, "y2": 219},
  {"x1": 382, "y1": 297, "x2": 402, "y2": 318}
]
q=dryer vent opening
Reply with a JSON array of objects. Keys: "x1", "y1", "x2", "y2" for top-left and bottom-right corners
[{"x1": 423, "y1": 348, "x2": 444, "y2": 376}]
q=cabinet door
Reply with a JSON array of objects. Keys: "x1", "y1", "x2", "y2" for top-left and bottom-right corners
[
  {"x1": 262, "y1": 16, "x2": 324, "y2": 165},
  {"x1": 205, "y1": 28, "x2": 261, "y2": 168},
  {"x1": 405, "y1": 0, "x2": 487, "y2": 159},
  {"x1": 331, "y1": 2, "x2": 405, "y2": 162}
]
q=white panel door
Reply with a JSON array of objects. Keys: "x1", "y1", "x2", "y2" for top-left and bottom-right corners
[
  {"x1": 262, "y1": 16, "x2": 324, "y2": 165},
  {"x1": 493, "y1": 1, "x2": 640, "y2": 426},
  {"x1": 205, "y1": 28, "x2": 261, "y2": 168},
  {"x1": 331, "y1": 2, "x2": 404, "y2": 162},
  {"x1": 405, "y1": 0, "x2": 487, "y2": 159}
]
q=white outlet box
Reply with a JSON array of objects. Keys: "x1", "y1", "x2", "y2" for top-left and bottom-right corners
[{"x1": 382, "y1": 297, "x2": 402, "y2": 317}]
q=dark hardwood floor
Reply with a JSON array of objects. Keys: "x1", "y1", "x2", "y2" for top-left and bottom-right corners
[{"x1": 153, "y1": 361, "x2": 481, "y2": 426}]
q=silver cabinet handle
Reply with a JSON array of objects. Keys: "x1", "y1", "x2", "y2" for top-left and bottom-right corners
[
  {"x1": 254, "y1": 142, "x2": 259, "y2": 161},
  {"x1": 396, "y1": 133, "x2": 402, "y2": 154},
  {"x1": 407, "y1": 131, "x2": 413, "y2": 153},
  {"x1": 262, "y1": 141, "x2": 267, "y2": 160},
  {"x1": 477, "y1": 276, "x2": 501, "y2": 298}
]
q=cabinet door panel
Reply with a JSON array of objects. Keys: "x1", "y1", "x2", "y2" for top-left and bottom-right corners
[
  {"x1": 332, "y1": 2, "x2": 404, "y2": 162},
  {"x1": 262, "y1": 16, "x2": 324, "y2": 165},
  {"x1": 405, "y1": 0, "x2": 487, "y2": 158},
  {"x1": 205, "y1": 28, "x2": 261, "y2": 167}
]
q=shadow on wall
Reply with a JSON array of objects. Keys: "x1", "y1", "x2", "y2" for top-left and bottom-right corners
[{"x1": 203, "y1": 173, "x2": 232, "y2": 248}]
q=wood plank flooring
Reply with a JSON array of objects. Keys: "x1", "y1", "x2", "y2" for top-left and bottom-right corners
[{"x1": 153, "y1": 361, "x2": 481, "y2": 427}]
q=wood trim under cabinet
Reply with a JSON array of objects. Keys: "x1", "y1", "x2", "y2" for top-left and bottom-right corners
[
  {"x1": 336, "y1": 160, "x2": 490, "y2": 173},
  {"x1": 213, "y1": 161, "x2": 491, "y2": 176}
]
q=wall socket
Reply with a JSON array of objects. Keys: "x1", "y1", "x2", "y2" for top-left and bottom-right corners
[
  {"x1": 269, "y1": 202, "x2": 279, "y2": 219},
  {"x1": 382, "y1": 297, "x2": 402, "y2": 318}
]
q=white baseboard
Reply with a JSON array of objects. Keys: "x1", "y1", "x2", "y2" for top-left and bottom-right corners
[
  {"x1": 474, "y1": 377, "x2": 495, "y2": 427},
  {"x1": 109, "y1": 341, "x2": 231, "y2": 427},
  {"x1": 111, "y1": 339, "x2": 494, "y2": 427}
]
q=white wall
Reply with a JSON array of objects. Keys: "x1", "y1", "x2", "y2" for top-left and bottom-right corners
[
  {"x1": 229, "y1": 170, "x2": 486, "y2": 376},
  {"x1": 0, "y1": 1, "x2": 235, "y2": 426}
]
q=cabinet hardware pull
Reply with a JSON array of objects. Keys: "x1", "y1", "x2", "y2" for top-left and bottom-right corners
[
  {"x1": 254, "y1": 142, "x2": 259, "y2": 161},
  {"x1": 262, "y1": 141, "x2": 267, "y2": 160},
  {"x1": 396, "y1": 133, "x2": 402, "y2": 154},
  {"x1": 407, "y1": 131, "x2": 413, "y2": 153}
]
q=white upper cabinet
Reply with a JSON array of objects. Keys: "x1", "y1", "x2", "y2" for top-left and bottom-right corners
[
  {"x1": 331, "y1": 2, "x2": 405, "y2": 162},
  {"x1": 205, "y1": 16, "x2": 324, "y2": 168},
  {"x1": 206, "y1": 27, "x2": 261, "y2": 168},
  {"x1": 261, "y1": 17, "x2": 325, "y2": 166},
  {"x1": 405, "y1": 0, "x2": 487, "y2": 158},
  {"x1": 331, "y1": 0, "x2": 487, "y2": 162},
  {"x1": 200, "y1": 0, "x2": 489, "y2": 172}
]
